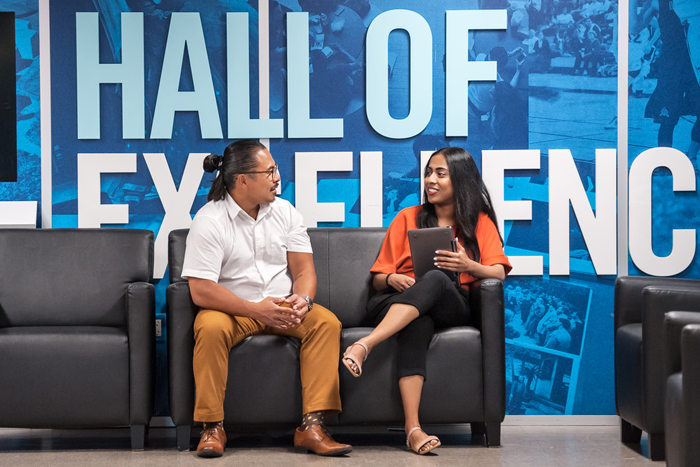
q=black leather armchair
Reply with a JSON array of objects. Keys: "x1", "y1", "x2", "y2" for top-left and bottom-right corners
[
  {"x1": 664, "y1": 305, "x2": 700, "y2": 466},
  {"x1": 614, "y1": 276, "x2": 700, "y2": 461},
  {"x1": 167, "y1": 227, "x2": 505, "y2": 450},
  {"x1": 0, "y1": 229, "x2": 155, "y2": 450}
]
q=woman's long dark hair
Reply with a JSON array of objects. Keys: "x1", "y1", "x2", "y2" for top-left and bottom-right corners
[
  {"x1": 417, "y1": 147, "x2": 502, "y2": 262},
  {"x1": 202, "y1": 139, "x2": 267, "y2": 201}
]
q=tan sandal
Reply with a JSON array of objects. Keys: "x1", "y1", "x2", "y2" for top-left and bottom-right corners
[
  {"x1": 406, "y1": 427, "x2": 441, "y2": 455},
  {"x1": 342, "y1": 341, "x2": 369, "y2": 377}
]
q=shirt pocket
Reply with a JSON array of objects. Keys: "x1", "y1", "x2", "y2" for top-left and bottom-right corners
[{"x1": 266, "y1": 235, "x2": 289, "y2": 264}]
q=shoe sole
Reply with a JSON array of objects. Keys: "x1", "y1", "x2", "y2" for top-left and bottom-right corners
[
  {"x1": 197, "y1": 449, "x2": 224, "y2": 458},
  {"x1": 294, "y1": 446, "x2": 353, "y2": 456}
]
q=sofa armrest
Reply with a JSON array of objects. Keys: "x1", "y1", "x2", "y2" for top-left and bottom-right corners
[
  {"x1": 681, "y1": 324, "x2": 700, "y2": 466},
  {"x1": 615, "y1": 276, "x2": 700, "y2": 330},
  {"x1": 664, "y1": 311, "x2": 700, "y2": 380},
  {"x1": 469, "y1": 278, "x2": 505, "y2": 422},
  {"x1": 641, "y1": 285, "x2": 700, "y2": 433},
  {"x1": 166, "y1": 281, "x2": 197, "y2": 427},
  {"x1": 127, "y1": 282, "x2": 156, "y2": 426}
]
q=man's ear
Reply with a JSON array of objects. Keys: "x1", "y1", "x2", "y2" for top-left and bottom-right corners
[{"x1": 237, "y1": 174, "x2": 248, "y2": 187}]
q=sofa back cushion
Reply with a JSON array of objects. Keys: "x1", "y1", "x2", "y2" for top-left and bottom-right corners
[
  {"x1": 614, "y1": 276, "x2": 700, "y2": 329},
  {"x1": 309, "y1": 228, "x2": 386, "y2": 327},
  {"x1": 0, "y1": 229, "x2": 153, "y2": 327},
  {"x1": 169, "y1": 229, "x2": 189, "y2": 284},
  {"x1": 169, "y1": 227, "x2": 386, "y2": 328}
]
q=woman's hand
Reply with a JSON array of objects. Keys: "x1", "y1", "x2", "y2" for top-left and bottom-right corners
[
  {"x1": 435, "y1": 243, "x2": 506, "y2": 281},
  {"x1": 434, "y1": 242, "x2": 475, "y2": 274},
  {"x1": 387, "y1": 273, "x2": 415, "y2": 292}
]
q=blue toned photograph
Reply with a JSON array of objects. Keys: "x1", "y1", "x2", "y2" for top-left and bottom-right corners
[
  {"x1": 268, "y1": 0, "x2": 538, "y2": 227},
  {"x1": 50, "y1": 0, "x2": 242, "y2": 228},
  {"x1": 627, "y1": 0, "x2": 700, "y2": 279},
  {"x1": 504, "y1": 276, "x2": 593, "y2": 415},
  {"x1": 0, "y1": 1, "x2": 40, "y2": 209},
  {"x1": 505, "y1": 277, "x2": 591, "y2": 356},
  {"x1": 526, "y1": 0, "x2": 618, "y2": 161},
  {"x1": 506, "y1": 343, "x2": 575, "y2": 415}
]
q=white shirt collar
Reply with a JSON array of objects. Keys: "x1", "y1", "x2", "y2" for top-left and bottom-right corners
[{"x1": 224, "y1": 192, "x2": 273, "y2": 223}]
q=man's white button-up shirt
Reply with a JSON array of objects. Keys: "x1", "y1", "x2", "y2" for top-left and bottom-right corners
[{"x1": 181, "y1": 193, "x2": 312, "y2": 302}]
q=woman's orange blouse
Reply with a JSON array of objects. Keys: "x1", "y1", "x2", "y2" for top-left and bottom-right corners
[{"x1": 370, "y1": 205, "x2": 512, "y2": 287}]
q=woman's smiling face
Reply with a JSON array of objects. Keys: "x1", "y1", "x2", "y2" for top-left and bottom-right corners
[{"x1": 424, "y1": 153, "x2": 454, "y2": 206}]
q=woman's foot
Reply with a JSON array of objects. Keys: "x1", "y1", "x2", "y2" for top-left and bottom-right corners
[
  {"x1": 406, "y1": 427, "x2": 441, "y2": 454},
  {"x1": 342, "y1": 341, "x2": 370, "y2": 377}
]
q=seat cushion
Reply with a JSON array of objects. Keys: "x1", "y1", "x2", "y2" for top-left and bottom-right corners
[
  {"x1": 222, "y1": 335, "x2": 303, "y2": 426},
  {"x1": 615, "y1": 323, "x2": 644, "y2": 428},
  {"x1": 337, "y1": 326, "x2": 483, "y2": 425},
  {"x1": 337, "y1": 327, "x2": 404, "y2": 424},
  {"x1": 421, "y1": 327, "x2": 484, "y2": 423},
  {"x1": 0, "y1": 326, "x2": 130, "y2": 427}
]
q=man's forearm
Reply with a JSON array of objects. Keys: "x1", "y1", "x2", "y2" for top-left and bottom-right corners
[
  {"x1": 292, "y1": 270, "x2": 317, "y2": 299},
  {"x1": 190, "y1": 277, "x2": 303, "y2": 329},
  {"x1": 189, "y1": 277, "x2": 258, "y2": 318}
]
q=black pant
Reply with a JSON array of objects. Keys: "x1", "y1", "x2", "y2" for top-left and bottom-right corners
[{"x1": 366, "y1": 270, "x2": 470, "y2": 380}]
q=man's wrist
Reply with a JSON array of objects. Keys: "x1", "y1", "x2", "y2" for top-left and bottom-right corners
[
  {"x1": 300, "y1": 295, "x2": 314, "y2": 311},
  {"x1": 241, "y1": 300, "x2": 262, "y2": 320}
]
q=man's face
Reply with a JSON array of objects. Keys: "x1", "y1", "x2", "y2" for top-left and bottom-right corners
[{"x1": 245, "y1": 149, "x2": 280, "y2": 205}]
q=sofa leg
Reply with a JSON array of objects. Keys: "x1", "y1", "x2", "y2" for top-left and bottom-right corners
[
  {"x1": 470, "y1": 422, "x2": 486, "y2": 446},
  {"x1": 620, "y1": 418, "x2": 642, "y2": 444},
  {"x1": 648, "y1": 433, "x2": 665, "y2": 461},
  {"x1": 130, "y1": 425, "x2": 146, "y2": 451},
  {"x1": 484, "y1": 422, "x2": 501, "y2": 447},
  {"x1": 177, "y1": 425, "x2": 192, "y2": 451}
]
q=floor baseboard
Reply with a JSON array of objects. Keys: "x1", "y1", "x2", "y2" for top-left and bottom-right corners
[{"x1": 503, "y1": 415, "x2": 618, "y2": 426}]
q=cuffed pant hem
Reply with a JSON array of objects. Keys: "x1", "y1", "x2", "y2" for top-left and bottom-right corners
[
  {"x1": 303, "y1": 399, "x2": 343, "y2": 416},
  {"x1": 193, "y1": 410, "x2": 225, "y2": 423}
]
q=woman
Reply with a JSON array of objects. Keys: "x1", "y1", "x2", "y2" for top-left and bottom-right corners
[
  {"x1": 642, "y1": 0, "x2": 700, "y2": 159},
  {"x1": 342, "y1": 147, "x2": 512, "y2": 455}
]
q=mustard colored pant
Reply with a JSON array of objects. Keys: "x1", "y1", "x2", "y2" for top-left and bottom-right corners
[{"x1": 192, "y1": 304, "x2": 343, "y2": 422}]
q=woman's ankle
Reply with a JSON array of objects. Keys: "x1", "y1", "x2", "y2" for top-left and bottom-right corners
[
  {"x1": 405, "y1": 422, "x2": 421, "y2": 433},
  {"x1": 346, "y1": 340, "x2": 370, "y2": 360},
  {"x1": 355, "y1": 338, "x2": 373, "y2": 355}
]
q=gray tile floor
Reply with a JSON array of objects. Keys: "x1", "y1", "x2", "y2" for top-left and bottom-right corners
[{"x1": 0, "y1": 425, "x2": 664, "y2": 466}]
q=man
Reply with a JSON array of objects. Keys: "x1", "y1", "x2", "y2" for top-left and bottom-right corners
[
  {"x1": 544, "y1": 319, "x2": 572, "y2": 352},
  {"x1": 181, "y1": 139, "x2": 351, "y2": 458}
]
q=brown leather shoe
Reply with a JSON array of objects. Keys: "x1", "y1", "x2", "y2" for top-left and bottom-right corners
[
  {"x1": 294, "y1": 425, "x2": 352, "y2": 456},
  {"x1": 196, "y1": 425, "x2": 227, "y2": 458}
]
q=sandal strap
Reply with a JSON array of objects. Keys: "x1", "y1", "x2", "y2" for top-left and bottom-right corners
[
  {"x1": 406, "y1": 427, "x2": 423, "y2": 440},
  {"x1": 350, "y1": 341, "x2": 369, "y2": 361}
]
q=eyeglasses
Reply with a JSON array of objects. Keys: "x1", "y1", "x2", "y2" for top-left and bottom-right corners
[{"x1": 238, "y1": 164, "x2": 279, "y2": 179}]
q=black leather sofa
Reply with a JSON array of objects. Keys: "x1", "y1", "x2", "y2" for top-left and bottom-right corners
[
  {"x1": 0, "y1": 228, "x2": 156, "y2": 450},
  {"x1": 614, "y1": 276, "x2": 700, "y2": 461},
  {"x1": 167, "y1": 227, "x2": 506, "y2": 450},
  {"x1": 664, "y1": 298, "x2": 700, "y2": 467}
]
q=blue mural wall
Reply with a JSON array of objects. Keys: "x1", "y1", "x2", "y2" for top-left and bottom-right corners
[
  {"x1": 1, "y1": 0, "x2": 698, "y2": 418},
  {"x1": 0, "y1": 1, "x2": 40, "y2": 215},
  {"x1": 628, "y1": 0, "x2": 700, "y2": 280}
]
